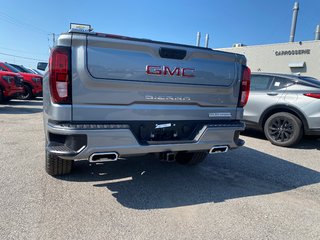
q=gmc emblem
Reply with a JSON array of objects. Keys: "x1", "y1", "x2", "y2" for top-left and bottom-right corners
[{"x1": 146, "y1": 65, "x2": 195, "y2": 77}]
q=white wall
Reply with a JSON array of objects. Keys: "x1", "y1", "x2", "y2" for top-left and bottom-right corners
[{"x1": 217, "y1": 40, "x2": 320, "y2": 79}]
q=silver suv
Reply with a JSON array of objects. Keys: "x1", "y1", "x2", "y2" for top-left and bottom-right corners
[{"x1": 244, "y1": 73, "x2": 320, "y2": 147}]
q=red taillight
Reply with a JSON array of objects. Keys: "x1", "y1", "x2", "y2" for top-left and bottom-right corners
[
  {"x1": 238, "y1": 66, "x2": 251, "y2": 107},
  {"x1": 49, "y1": 46, "x2": 71, "y2": 104},
  {"x1": 304, "y1": 93, "x2": 320, "y2": 99}
]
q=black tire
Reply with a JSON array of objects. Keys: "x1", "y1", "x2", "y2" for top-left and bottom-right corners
[
  {"x1": 176, "y1": 151, "x2": 208, "y2": 165},
  {"x1": 19, "y1": 84, "x2": 33, "y2": 100},
  {"x1": 2, "y1": 97, "x2": 11, "y2": 103},
  {"x1": 45, "y1": 151, "x2": 74, "y2": 176},
  {"x1": 264, "y1": 112, "x2": 303, "y2": 147}
]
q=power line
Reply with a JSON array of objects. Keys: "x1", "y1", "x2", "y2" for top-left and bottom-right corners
[
  {"x1": 0, "y1": 11, "x2": 57, "y2": 51},
  {"x1": 0, "y1": 11, "x2": 56, "y2": 49},
  {"x1": 0, "y1": 52, "x2": 47, "y2": 62},
  {"x1": 0, "y1": 46, "x2": 48, "y2": 57},
  {"x1": 0, "y1": 11, "x2": 51, "y2": 35},
  {"x1": 0, "y1": 16, "x2": 49, "y2": 36}
]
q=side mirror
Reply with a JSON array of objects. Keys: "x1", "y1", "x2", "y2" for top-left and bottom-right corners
[{"x1": 37, "y1": 62, "x2": 48, "y2": 71}]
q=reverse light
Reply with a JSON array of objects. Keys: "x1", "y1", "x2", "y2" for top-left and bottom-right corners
[
  {"x1": 238, "y1": 66, "x2": 251, "y2": 107},
  {"x1": 49, "y1": 46, "x2": 71, "y2": 104},
  {"x1": 304, "y1": 93, "x2": 320, "y2": 99}
]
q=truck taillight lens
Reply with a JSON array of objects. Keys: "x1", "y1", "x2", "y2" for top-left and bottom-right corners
[
  {"x1": 49, "y1": 46, "x2": 71, "y2": 104},
  {"x1": 304, "y1": 93, "x2": 320, "y2": 99},
  {"x1": 238, "y1": 66, "x2": 251, "y2": 107}
]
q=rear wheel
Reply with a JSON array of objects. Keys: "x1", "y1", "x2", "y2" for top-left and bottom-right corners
[
  {"x1": 175, "y1": 151, "x2": 208, "y2": 165},
  {"x1": 19, "y1": 84, "x2": 33, "y2": 100},
  {"x1": 45, "y1": 151, "x2": 74, "y2": 176},
  {"x1": 2, "y1": 97, "x2": 11, "y2": 103},
  {"x1": 264, "y1": 112, "x2": 303, "y2": 147}
]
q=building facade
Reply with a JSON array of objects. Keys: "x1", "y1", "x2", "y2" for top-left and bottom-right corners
[{"x1": 218, "y1": 40, "x2": 320, "y2": 79}]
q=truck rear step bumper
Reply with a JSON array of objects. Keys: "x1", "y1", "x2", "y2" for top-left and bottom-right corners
[{"x1": 46, "y1": 122, "x2": 245, "y2": 160}]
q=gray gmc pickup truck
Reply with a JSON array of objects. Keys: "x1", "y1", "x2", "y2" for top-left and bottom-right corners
[{"x1": 41, "y1": 28, "x2": 250, "y2": 176}]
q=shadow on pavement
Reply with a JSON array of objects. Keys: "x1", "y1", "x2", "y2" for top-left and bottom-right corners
[
  {"x1": 5, "y1": 99, "x2": 43, "y2": 106},
  {"x1": 241, "y1": 129, "x2": 266, "y2": 140},
  {"x1": 242, "y1": 129, "x2": 320, "y2": 150},
  {"x1": 0, "y1": 106, "x2": 43, "y2": 114},
  {"x1": 60, "y1": 146, "x2": 320, "y2": 209},
  {"x1": 0, "y1": 100, "x2": 43, "y2": 114}
]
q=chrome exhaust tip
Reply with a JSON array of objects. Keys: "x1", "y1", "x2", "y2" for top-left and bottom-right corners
[
  {"x1": 89, "y1": 152, "x2": 119, "y2": 163},
  {"x1": 209, "y1": 146, "x2": 229, "y2": 154}
]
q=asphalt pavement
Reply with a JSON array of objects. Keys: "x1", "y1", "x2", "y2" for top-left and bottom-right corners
[{"x1": 0, "y1": 100, "x2": 319, "y2": 240}]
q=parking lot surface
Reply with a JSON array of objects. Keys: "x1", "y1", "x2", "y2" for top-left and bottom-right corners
[{"x1": 1, "y1": 100, "x2": 320, "y2": 240}]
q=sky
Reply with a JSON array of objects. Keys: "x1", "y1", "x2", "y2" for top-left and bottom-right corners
[{"x1": 1, "y1": 0, "x2": 319, "y2": 69}]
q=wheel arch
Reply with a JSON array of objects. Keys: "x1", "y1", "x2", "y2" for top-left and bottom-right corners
[
  {"x1": 259, "y1": 105, "x2": 309, "y2": 132},
  {"x1": 23, "y1": 81, "x2": 33, "y2": 89},
  {"x1": 20, "y1": 82, "x2": 35, "y2": 99},
  {"x1": 0, "y1": 84, "x2": 4, "y2": 101}
]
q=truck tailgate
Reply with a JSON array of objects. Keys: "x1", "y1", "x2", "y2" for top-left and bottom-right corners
[
  {"x1": 87, "y1": 37, "x2": 236, "y2": 86},
  {"x1": 71, "y1": 34, "x2": 244, "y2": 121}
]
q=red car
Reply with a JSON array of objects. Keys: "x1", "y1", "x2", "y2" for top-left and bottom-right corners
[
  {"x1": 0, "y1": 62, "x2": 43, "y2": 100},
  {"x1": 0, "y1": 67, "x2": 24, "y2": 103}
]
